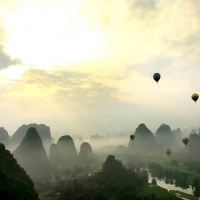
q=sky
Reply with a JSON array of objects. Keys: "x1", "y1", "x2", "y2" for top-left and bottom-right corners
[{"x1": 0, "y1": 0, "x2": 200, "y2": 138}]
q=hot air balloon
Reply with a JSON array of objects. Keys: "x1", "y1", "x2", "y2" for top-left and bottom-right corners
[
  {"x1": 153, "y1": 73, "x2": 161, "y2": 83},
  {"x1": 130, "y1": 135, "x2": 135, "y2": 140},
  {"x1": 165, "y1": 148, "x2": 171, "y2": 156},
  {"x1": 191, "y1": 93, "x2": 199, "y2": 103},
  {"x1": 182, "y1": 137, "x2": 189, "y2": 146}
]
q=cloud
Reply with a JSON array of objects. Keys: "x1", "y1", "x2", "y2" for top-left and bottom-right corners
[
  {"x1": 2, "y1": 0, "x2": 200, "y2": 67},
  {"x1": 0, "y1": 45, "x2": 21, "y2": 69},
  {"x1": 1, "y1": 0, "x2": 200, "y2": 136},
  {"x1": 128, "y1": 0, "x2": 157, "y2": 18},
  {"x1": 0, "y1": 67, "x2": 126, "y2": 136},
  {"x1": 1, "y1": 68, "x2": 122, "y2": 101},
  {"x1": 0, "y1": 18, "x2": 21, "y2": 69}
]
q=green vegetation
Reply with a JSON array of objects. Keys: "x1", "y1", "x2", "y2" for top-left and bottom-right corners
[
  {"x1": 37, "y1": 154, "x2": 200, "y2": 200},
  {"x1": 34, "y1": 151, "x2": 200, "y2": 200},
  {"x1": 170, "y1": 190, "x2": 198, "y2": 200},
  {"x1": 0, "y1": 143, "x2": 39, "y2": 200},
  {"x1": 141, "y1": 184, "x2": 181, "y2": 200},
  {"x1": 58, "y1": 155, "x2": 148, "y2": 200}
]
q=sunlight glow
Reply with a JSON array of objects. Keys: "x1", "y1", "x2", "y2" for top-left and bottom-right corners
[
  {"x1": 4, "y1": 1, "x2": 107, "y2": 67},
  {"x1": 0, "y1": 65, "x2": 27, "y2": 82}
]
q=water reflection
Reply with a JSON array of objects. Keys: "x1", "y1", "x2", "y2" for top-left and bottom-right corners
[{"x1": 147, "y1": 170, "x2": 194, "y2": 195}]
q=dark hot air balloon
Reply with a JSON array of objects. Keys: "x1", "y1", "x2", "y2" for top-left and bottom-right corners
[
  {"x1": 191, "y1": 93, "x2": 199, "y2": 103},
  {"x1": 130, "y1": 135, "x2": 135, "y2": 140},
  {"x1": 182, "y1": 138, "x2": 189, "y2": 146},
  {"x1": 153, "y1": 73, "x2": 161, "y2": 83},
  {"x1": 165, "y1": 148, "x2": 171, "y2": 156}
]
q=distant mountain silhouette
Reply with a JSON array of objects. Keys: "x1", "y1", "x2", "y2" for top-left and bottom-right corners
[
  {"x1": 187, "y1": 133, "x2": 200, "y2": 153},
  {"x1": 0, "y1": 127, "x2": 9, "y2": 147},
  {"x1": 90, "y1": 134, "x2": 104, "y2": 146},
  {"x1": 0, "y1": 143, "x2": 39, "y2": 200},
  {"x1": 128, "y1": 123, "x2": 159, "y2": 154},
  {"x1": 57, "y1": 135, "x2": 77, "y2": 164},
  {"x1": 90, "y1": 134, "x2": 104, "y2": 141},
  {"x1": 13, "y1": 127, "x2": 51, "y2": 180},
  {"x1": 78, "y1": 142, "x2": 95, "y2": 163},
  {"x1": 189, "y1": 129, "x2": 197, "y2": 135},
  {"x1": 156, "y1": 124, "x2": 177, "y2": 150},
  {"x1": 49, "y1": 143, "x2": 61, "y2": 168},
  {"x1": 172, "y1": 128, "x2": 182, "y2": 142},
  {"x1": 10, "y1": 123, "x2": 52, "y2": 153},
  {"x1": 97, "y1": 145, "x2": 116, "y2": 154},
  {"x1": 114, "y1": 145, "x2": 127, "y2": 155}
]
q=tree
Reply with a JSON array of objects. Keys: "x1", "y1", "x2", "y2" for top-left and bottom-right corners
[
  {"x1": 152, "y1": 178, "x2": 157, "y2": 185},
  {"x1": 193, "y1": 178, "x2": 200, "y2": 198}
]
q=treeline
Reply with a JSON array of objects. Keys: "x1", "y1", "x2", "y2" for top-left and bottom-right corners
[
  {"x1": 147, "y1": 162, "x2": 200, "y2": 197},
  {"x1": 56, "y1": 155, "x2": 148, "y2": 200},
  {"x1": 0, "y1": 143, "x2": 39, "y2": 200}
]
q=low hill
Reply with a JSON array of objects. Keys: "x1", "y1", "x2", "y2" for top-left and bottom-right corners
[
  {"x1": 13, "y1": 127, "x2": 51, "y2": 180},
  {"x1": 10, "y1": 123, "x2": 52, "y2": 153},
  {"x1": 0, "y1": 143, "x2": 39, "y2": 200},
  {"x1": 128, "y1": 123, "x2": 159, "y2": 154},
  {"x1": 0, "y1": 127, "x2": 10, "y2": 147}
]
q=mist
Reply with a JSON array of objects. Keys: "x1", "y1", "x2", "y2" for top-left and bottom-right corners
[{"x1": 1, "y1": 0, "x2": 200, "y2": 199}]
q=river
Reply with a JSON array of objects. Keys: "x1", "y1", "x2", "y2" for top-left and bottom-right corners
[{"x1": 147, "y1": 170, "x2": 194, "y2": 195}]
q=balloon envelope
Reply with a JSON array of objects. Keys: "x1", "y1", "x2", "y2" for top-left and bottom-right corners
[
  {"x1": 153, "y1": 73, "x2": 161, "y2": 83},
  {"x1": 182, "y1": 138, "x2": 189, "y2": 145},
  {"x1": 191, "y1": 93, "x2": 199, "y2": 102},
  {"x1": 130, "y1": 135, "x2": 135, "y2": 140},
  {"x1": 165, "y1": 149, "x2": 171, "y2": 156}
]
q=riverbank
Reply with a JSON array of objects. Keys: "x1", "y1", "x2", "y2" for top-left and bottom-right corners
[
  {"x1": 170, "y1": 190, "x2": 198, "y2": 200},
  {"x1": 142, "y1": 184, "x2": 198, "y2": 200},
  {"x1": 147, "y1": 170, "x2": 194, "y2": 195}
]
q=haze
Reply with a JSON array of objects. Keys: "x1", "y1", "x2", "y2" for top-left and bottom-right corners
[{"x1": 0, "y1": 0, "x2": 200, "y2": 138}]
